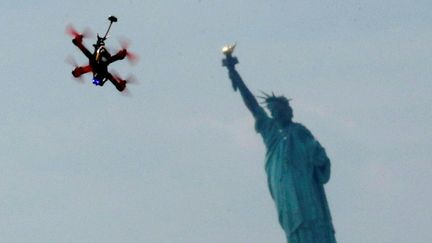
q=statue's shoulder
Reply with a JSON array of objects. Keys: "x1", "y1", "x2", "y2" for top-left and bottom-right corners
[
  {"x1": 291, "y1": 122, "x2": 308, "y2": 131},
  {"x1": 255, "y1": 116, "x2": 275, "y2": 134},
  {"x1": 291, "y1": 122, "x2": 314, "y2": 141}
]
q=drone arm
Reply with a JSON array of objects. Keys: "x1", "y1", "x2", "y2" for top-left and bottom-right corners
[
  {"x1": 106, "y1": 72, "x2": 126, "y2": 92},
  {"x1": 108, "y1": 49, "x2": 127, "y2": 64},
  {"x1": 72, "y1": 65, "x2": 92, "y2": 77},
  {"x1": 72, "y1": 38, "x2": 92, "y2": 59}
]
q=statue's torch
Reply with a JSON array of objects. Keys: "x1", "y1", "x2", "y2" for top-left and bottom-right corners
[{"x1": 221, "y1": 43, "x2": 239, "y2": 91}]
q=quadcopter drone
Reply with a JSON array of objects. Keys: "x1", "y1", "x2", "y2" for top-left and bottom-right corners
[{"x1": 66, "y1": 16, "x2": 137, "y2": 92}]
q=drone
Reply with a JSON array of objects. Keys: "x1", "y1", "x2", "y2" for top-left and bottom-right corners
[{"x1": 66, "y1": 16, "x2": 137, "y2": 92}]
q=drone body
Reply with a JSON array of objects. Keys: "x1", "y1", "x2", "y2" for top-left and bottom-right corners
[{"x1": 67, "y1": 16, "x2": 136, "y2": 92}]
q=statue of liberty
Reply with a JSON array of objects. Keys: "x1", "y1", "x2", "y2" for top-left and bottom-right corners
[{"x1": 221, "y1": 44, "x2": 337, "y2": 243}]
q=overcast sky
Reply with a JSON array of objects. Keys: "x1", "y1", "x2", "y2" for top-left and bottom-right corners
[{"x1": 0, "y1": 1, "x2": 431, "y2": 242}]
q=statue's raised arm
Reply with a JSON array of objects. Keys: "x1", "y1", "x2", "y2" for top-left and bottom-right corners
[{"x1": 221, "y1": 44, "x2": 268, "y2": 121}]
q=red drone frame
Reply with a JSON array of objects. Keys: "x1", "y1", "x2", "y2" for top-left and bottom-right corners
[{"x1": 66, "y1": 15, "x2": 137, "y2": 92}]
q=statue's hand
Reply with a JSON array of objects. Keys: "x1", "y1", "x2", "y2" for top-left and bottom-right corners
[
  {"x1": 222, "y1": 55, "x2": 239, "y2": 68},
  {"x1": 221, "y1": 43, "x2": 241, "y2": 91},
  {"x1": 221, "y1": 43, "x2": 239, "y2": 68}
]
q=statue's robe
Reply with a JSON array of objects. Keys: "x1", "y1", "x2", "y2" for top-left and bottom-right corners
[{"x1": 255, "y1": 111, "x2": 337, "y2": 243}]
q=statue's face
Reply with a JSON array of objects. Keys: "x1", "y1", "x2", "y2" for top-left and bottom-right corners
[{"x1": 267, "y1": 101, "x2": 293, "y2": 123}]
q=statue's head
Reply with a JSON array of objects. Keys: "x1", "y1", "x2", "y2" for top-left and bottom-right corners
[{"x1": 260, "y1": 92, "x2": 293, "y2": 124}]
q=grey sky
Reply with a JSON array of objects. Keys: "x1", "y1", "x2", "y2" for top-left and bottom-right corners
[{"x1": 0, "y1": 0, "x2": 431, "y2": 242}]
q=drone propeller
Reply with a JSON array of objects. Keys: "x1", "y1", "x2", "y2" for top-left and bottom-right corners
[
  {"x1": 119, "y1": 39, "x2": 139, "y2": 64},
  {"x1": 122, "y1": 74, "x2": 139, "y2": 96},
  {"x1": 65, "y1": 24, "x2": 93, "y2": 40},
  {"x1": 65, "y1": 55, "x2": 78, "y2": 67},
  {"x1": 111, "y1": 71, "x2": 138, "y2": 84},
  {"x1": 111, "y1": 70, "x2": 138, "y2": 95},
  {"x1": 65, "y1": 55, "x2": 85, "y2": 83},
  {"x1": 123, "y1": 74, "x2": 138, "y2": 86}
]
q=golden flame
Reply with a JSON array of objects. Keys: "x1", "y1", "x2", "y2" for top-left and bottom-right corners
[{"x1": 222, "y1": 43, "x2": 236, "y2": 55}]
